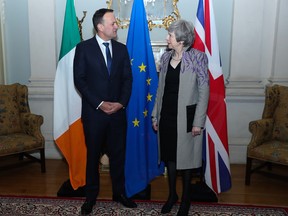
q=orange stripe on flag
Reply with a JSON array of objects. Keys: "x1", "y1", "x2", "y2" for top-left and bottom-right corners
[{"x1": 55, "y1": 118, "x2": 86, "y2": 189}]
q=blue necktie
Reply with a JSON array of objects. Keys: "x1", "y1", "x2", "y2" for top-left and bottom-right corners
[{"x1": 103, "y1": 42, "x2": 112, "y2": 74}]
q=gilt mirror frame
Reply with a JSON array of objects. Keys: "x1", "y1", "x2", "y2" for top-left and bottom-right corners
[{"x1": 106, "y1": 0, "x2": 180, "y2": 31}]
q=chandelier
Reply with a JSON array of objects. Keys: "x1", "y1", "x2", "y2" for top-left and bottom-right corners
[{"x1": 107, "y1": 0, "x2": 180, "y2": 30}]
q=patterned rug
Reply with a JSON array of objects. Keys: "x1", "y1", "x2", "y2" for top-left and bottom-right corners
[{"x1": 0, "y1": 195, "x2": 287, "y2": 216}]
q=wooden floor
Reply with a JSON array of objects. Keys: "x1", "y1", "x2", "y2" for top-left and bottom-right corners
[{"x1": 0, "y1": 156, "x2": 288, "y2": 207}]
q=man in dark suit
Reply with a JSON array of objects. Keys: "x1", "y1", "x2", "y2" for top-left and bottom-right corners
[{"x1": 73, "y1": 8, "x2": 136, "y2": 215}]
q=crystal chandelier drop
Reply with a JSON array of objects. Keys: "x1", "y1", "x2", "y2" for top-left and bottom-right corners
[
  {"x1": 120, "y1": 0, "x2": 166, "y2": 7},
  {"x1": 144, "y1": 0, "x2": 156, "y2": 6},
  {"x1": 121, "y1": 0, "x2": 131, "y2": 4}
]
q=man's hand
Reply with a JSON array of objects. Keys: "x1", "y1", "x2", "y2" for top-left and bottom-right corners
[{"x1": 100, "y1": 102, "x2": 123, "y2": 115}]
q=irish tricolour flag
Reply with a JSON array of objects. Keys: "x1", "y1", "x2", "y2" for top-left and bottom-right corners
[{"x1": 53, "y1": 0, "x2": 86, "y2": 190}]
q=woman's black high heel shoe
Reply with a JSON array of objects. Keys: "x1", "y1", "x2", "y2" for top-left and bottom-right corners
[
  {"x1": 161, "y1": 194, "x2": 179, "y2": 214},
  {"x1": 176, "y1": 200, "x2": 191, "y2": 216}
]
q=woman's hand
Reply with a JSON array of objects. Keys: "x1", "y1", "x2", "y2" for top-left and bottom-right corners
[
  {"x1": 152, "y1": 122, "x2": 158, "y2": 131},
  {"x1": 192, "y1": 126, "x2": 201, "y2": 137}
]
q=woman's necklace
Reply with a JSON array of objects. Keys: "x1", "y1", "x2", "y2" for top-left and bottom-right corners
[
  {"x1": 172, "y1": 51, "x2": 183, "y2": 61},
  {"x1": 172, "y1": 56, "x2": 182, "y2": 61}
]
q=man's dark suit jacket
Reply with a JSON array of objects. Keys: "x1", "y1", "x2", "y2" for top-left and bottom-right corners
[{"x1": 73, "y1": 37, "x2": 132, "y2": 120}]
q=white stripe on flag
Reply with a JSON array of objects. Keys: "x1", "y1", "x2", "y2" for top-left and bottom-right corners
[
  {"x1": 195, "y1": 18, "x2": 205, "y2": 44},
  {"x1": 206, "y1": 116, "x2": 231, "y2": 192},
  {"x1": 208, "y1": 4, "x2": 222, "y2": 80},
  {"x1": 206, "y1": 117, "x2": 230, "y2": 169},
  {"x1": 204, "y1": 128, "x2": 213, "y2": 190},
  {"x1": 53, "y1": 47, "x2": 81, "y2": 139}
]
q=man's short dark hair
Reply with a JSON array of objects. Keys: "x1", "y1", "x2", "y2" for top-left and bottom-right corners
[{"x1": 92, "y1": 8, "x2": 114, "y2": 32}]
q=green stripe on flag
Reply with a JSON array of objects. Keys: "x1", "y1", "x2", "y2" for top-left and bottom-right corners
[{"x1": 59, "y1": 0, "x2": 81, "y2": 60}]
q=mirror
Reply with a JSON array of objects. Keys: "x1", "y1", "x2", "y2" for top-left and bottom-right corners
[{"x1": 106, "y1": 0, "x2": 180, "y2": 30}]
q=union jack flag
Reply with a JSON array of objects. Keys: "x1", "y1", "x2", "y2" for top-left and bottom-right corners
[{"x1": 193, "y1": 0, "x2": 232, "y2": 193}]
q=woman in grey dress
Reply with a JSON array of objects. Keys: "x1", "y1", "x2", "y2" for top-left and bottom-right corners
[{"x1": 152, "y1": 19, "x2": 209, "y2": 216}]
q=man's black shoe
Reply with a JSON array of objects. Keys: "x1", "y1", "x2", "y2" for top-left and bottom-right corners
[
  {"x1": 113, "y1": 194, "x2": 137, "y2": 208},
  {"x1": 81, "y1": 200, "x2": 96, "y2": 215}
]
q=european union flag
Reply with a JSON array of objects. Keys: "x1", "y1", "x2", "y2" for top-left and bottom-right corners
[{"x1": 125, "y1": 0, "x2": 165, "y2": 197}]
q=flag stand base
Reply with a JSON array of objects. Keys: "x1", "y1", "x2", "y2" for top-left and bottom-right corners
[
  {"x1": 56, "y1": 179, "x2": 216, "y2": 202},
  {"x1": 56, "y1": 179, "x2": 151, "y2": 200},
  {"x1": 57, "y1": 179, "x2": 85, "y2": 197},
  {"x1": 131, "y1": 184, "x2": 151, "y2": 200},
  {"x1": 191, "y1": 181, "x2": 218, "y2": 202}
]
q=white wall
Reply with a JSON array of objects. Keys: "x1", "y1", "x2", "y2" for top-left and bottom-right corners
[
  {"x1": 273, "y1": 0, "x2": 288, "y2": 82},
  {"x1": 3, "y1": 0, "x2": 30, "y2": 84}
]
